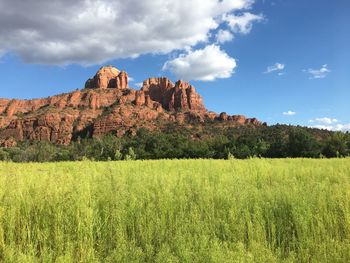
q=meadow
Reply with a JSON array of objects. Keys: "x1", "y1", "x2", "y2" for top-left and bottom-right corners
[{"x1": 0, "y1": 159, "x2": 349, "y2": 262}]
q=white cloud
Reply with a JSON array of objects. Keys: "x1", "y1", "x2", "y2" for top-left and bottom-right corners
[
  {"x1": 264, "y1": 63, "x2": 285, "y2": 74},
  {"x1": 336, "y1": 124, "x2": 350, "y2": 132},
  {"x1": 0, "y1": 0, "x2": 257, "y2": 65},
  {"x1": 308, "y1": 117, "x2": 350, "y2": 132},
  {"x1": 283, "y1": 110, "x2": 296, "y2": 116},
  {"x1": 216, "y1": 29, "x2": 234, "y2": 44},
  {"x1": 135, "y1": 82, "x2": 143, "y2": 88},
  {"x1": 311, "y1": 124, "x2": 350, "y2": 132},
  {"x1": 163, "y1": 45, "x2": 237, "y2": 81},
  {"x1": 304, "y1": 64, "x2": 330, "y2": 79},
  {"x1": 223, "y1": 12, "x2": 264, "y2": 34},
  {"x1": 309, "y1": 117, "x2": 339, "y2": 125},
  {"x1": 128, "y1": 77, "x2": 135, "y2": 82}
]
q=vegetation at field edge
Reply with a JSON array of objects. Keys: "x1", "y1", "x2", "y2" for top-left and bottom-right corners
[{"x1": 1, "y1": 125, "x2": 350, "y2": 163}]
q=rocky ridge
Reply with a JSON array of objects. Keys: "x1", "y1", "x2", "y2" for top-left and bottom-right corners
[{"x1": 0, "y1": 66, "x2": 265, "y2": 146}]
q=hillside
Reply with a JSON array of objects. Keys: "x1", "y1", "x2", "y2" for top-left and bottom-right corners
[{"x1": 0, "y1": 66, "x2": 264, "y2": 147}]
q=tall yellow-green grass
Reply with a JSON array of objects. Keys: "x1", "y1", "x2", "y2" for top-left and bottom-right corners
[{"x1": 0, "y1": 159, "x2": 349, "y2": 262}]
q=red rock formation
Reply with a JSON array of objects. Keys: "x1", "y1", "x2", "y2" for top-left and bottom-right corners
[
  {"x1": 141, "y1": 77, "x2": 175, "y2": 109},
  {"x1": 0, "y1": 66, "x2": 264, "y2": 146},
  {"x1": 218, "y1": 112, "x2": 229, "y2": 121},
  {"x1": 85, "y1": 66, "x2": 119, "y2": 89},
  {"x1": 68, "y1": 90, "x2": 81, "y2": 107},
  {"x1": 245, "y1": 118, "x2": 264, "y2": 126},
  {"x1": 141, "y1": 78, "x2": 205, "y2": 112},
  {"x1": 114, "y1": 71, "x2": 129, "y2": 90},
  {"x1": 135, "y1": 91, "x2": 146, "y2": 106},
  {"x1": 0, "y1": 99, "x2": 10, "y2": 115},
  {"x1": 232, "y1": 115, "x2": 247, "y2": 124},
  {"x1": 85, "y1": 66, "x2": 128, "y2": 90},
  {"x1": 0, "y1": 137, "x2": 17, "y2": 148},
  {"x1": 174, "y1": 80, "x2": 205, "y2": 112}
]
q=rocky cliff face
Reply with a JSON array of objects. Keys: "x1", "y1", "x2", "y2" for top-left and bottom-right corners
[
  {"x1": 85, "y1": 66, "x2": 129, "y2": 90},
  {"x1": 140, "y1": 78, "x2": 205, "y2": 112},
  {"x1": 0, "y1": 66, "x2": 265, "y2": 146}
]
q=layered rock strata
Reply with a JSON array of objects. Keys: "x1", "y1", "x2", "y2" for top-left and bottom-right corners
[{"x1": 0, "y1": 66, "x2": 265, "y2": 146}]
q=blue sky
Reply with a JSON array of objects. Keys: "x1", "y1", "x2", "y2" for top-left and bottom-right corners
[{"x1": 0, "y1": 0, "x2": 349, "y2": 130}]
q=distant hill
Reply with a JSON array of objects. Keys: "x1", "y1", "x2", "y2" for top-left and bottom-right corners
[{"x1": 0, "y1": 66, "x2": 264, "y2": 147}]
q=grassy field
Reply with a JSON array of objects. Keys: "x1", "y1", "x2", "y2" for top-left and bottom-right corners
[{"x1": 0, "y1": 159, "x2": 349, "y2": 262}]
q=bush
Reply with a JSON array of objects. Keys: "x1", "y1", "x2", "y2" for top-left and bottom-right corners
[
  {"x1": 1, "y1": 125, "x2": 348, "y2": 162},
  {"x1": 0, "y1": 149, "x2": 10, "y2": 161},
  {"x1": 124, "y1": 147, "x2": 137, "y2": 160}
]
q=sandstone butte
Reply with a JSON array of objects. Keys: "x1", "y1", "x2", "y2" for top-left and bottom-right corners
[{"x1": 0, "y1": 66, "x2": 266, "y2": 147}]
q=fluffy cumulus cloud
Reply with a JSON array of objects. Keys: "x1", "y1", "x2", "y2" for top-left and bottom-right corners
[
  {"x1": 283, "y1": 110, "x2": 296, "y2": 116},
  {"x1": 304, "y1": 64, "x2": 330, "y2": 79},
  {"x1": 265, "y1": 63, "x2": 285, "y2": 74},
  {"x1": 309, "y1": 117, "x2": 350, "y2": 132},
  {"x1": 163, "y1": 45, "x2": 237, "y2": 81},
  {"x1": 0, "y1": 0, "x2": 258, "y2": 65}
]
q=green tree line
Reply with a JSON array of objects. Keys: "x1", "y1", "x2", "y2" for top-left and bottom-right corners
[{"x1": 0, "y1": 125, "x2": 349, "y2": 162}]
